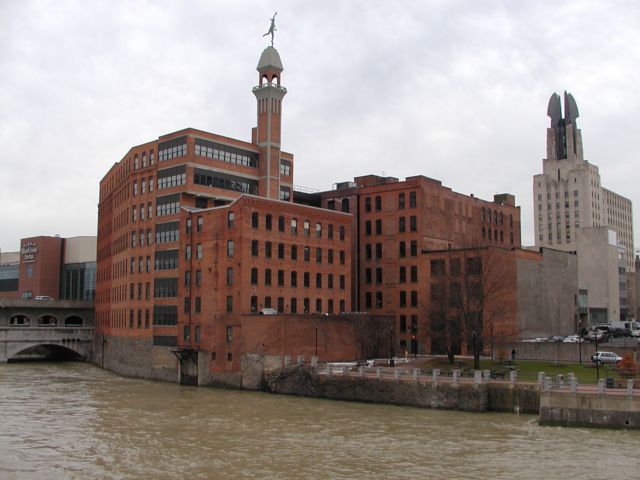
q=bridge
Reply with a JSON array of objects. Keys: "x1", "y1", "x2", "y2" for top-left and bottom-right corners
[{"x1": 0, "y1": 299, "x2": 94, "y2": 362}]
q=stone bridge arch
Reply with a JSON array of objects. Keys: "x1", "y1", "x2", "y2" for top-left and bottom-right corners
[{"x1": 6, "y1": 341, "x2": 87, "y2": 362}]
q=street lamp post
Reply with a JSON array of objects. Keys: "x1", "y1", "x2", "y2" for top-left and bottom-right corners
[
  {"x1": 389, "y1": 325, "x2": 394, "y2": 367},
  {"x1": 595, "y1": 335, "x2": 600, "y2": 380}
]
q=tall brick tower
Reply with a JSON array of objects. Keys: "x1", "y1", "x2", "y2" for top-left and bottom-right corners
[{"x1": 253, "y1": 46, "x2": 289, "y2": 201}]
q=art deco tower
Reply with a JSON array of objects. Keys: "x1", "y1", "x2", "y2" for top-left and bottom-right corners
[{"x1": 533, "y1": 91, "x2": 634, "y2": 273}]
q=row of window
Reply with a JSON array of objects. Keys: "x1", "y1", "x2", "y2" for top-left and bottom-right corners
[
  {"x1": 132, "y1": 203, "x2": 154, "y2": 222},
  {"x1": 481, "y1": 228, "x2": 514, "y2": 244},
  {"x1": 194, "y1": 168, "x2": 258, "y2": 195},
  {"x1": 249, "y1": 212, "x2": 346, "y2": 240},
  {"x1": 430, "y1": 257, "x2": 481, "y2": 277},
  {"x1": 195, "y1": 138, "x2": 259, "y2": 168},
  {"x1": 132, "y1": 150, "x2": 155, "y2": 170},
  {"x1": 365, "y1": 266, "x2": 418, "y2": 284},
  {"x1": 249, "y1": 268, "x2": 346, "y2": 290},
  {"x1": 158, "y1": 137, "x2": 187, "y2": 162},
  {"x1": 363, "y1": 241, "x2": 419, "y2": 260},
  {"x1": 364, "y1": 290, "x2": 418, "y2": 309},
  {"x1": 250, "y1": 240, "x2": 346, "y2": 264},
  {"x1": 480, "y1": 207, "x2": 514, "y2": 227},
  {"x1": 250, "y1": 296, "x2": 345, "y2": 314},
  {"x1": 363, "y1": 191, "x2": 418, "y2": 212},
  {"x1": 132, "y1": 176, "x2": 154, "y2": 196},
  {"x1": 365, "y1": 217, "x2": 417, "y2": 235}
]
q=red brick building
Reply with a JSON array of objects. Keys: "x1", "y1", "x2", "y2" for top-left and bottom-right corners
[
  {"x1": 95, "y1": 46, "x2": 363, "y2": 384},
  {"x1": 312, "y1": 174, "x2": 522, "y2": 355},
  {"x1": 0, "y1": 235, "x2": 96, "y2": 301}
]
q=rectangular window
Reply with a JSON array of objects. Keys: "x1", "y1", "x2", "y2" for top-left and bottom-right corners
[
  {"x1": 410, "y1": 215, "x2": 417, "y2": 232},
  {"x1": 316, "y1": 247, "x2": 322, "y2": 263},
  {"x1": 280, "y1": 159, "x2": 291, "y2": 176},
  {"x1": 399, "y1": 217, "x2": 405, "y2": 233},
  {"x1": 226, "y1": 296, "x2": 233, "y2": 313},
  {"x1": 265, "y1": 241, "x2": 272, "y2": 258},
  {"x1": 278, "y1": 215, "x2": 285, "y2": 232},
  {"x1": 409, "y1": 191, "x2": 417, "y2": 208},
  {"x1": 278, "y1": 243, "x2": 285, "y2": 259},
  {"x1": 399, "y1": 193, "x2": 405, "y2": 209},
  {"x1": 278, "y1": 270, "x2": 284, "y2": 287},
  {"x1": 291, "y1": 245, "x2": 298, "y2": 260}
]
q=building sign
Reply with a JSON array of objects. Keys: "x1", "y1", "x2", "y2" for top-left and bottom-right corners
[{"x1": 21, "y1": 242, "x2": 38, "y2": 263}]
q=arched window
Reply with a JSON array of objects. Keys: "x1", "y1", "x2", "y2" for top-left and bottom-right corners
[
  {"x1": 9, "y1": 314, "x2": 30, "y2": 326},
  {"x1": 65, "y1": 316, "x2": 84, "y2": 326}
]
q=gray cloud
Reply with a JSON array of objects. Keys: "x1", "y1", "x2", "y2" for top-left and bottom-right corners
[{"x1": 1, "y1": 0, "x2": 638, "y2": 255}]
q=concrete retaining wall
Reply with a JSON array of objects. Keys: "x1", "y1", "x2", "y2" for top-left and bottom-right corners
[
  {"x1": 515, "y1": 341, "x2": 638, "y2": 363},
  {"x1": 539, "y1": 391, "x2": 640, "y2": 428}
]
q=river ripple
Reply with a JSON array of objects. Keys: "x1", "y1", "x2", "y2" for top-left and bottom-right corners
[{"x1": 0, "y1": 362, "x2": 639, "y2": 479}]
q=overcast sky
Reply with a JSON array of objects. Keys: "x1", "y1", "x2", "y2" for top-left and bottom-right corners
[{"x1": 1, "y1": 0, "x2": 639, "y2": 254}]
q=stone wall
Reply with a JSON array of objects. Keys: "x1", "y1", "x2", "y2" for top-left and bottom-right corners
[
  {"x1": 261, "y1": 365, "x2": 491, "y2": 412},
  {"x1": 93, "y1": 334, "x2": 177, "y2": 382}
]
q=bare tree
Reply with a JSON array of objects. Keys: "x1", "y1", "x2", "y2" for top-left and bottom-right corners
[
  {"x1": 351, "y1": 314, "x2": 394, "y2": 362},
  {"x1": 429, "y1": 246, "x2": 517, "y2": 369}
]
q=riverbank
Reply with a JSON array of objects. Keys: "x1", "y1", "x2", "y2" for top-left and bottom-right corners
[{"x1": 259, "y1": 363, "x2": 640, "y2": 429}]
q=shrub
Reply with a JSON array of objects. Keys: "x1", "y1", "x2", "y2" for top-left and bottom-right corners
[{"x1": 616, "y1": 353, "x2": 637, "y2": 378}]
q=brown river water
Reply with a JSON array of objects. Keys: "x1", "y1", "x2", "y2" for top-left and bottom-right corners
[{"x1": 0, "y1": 362, "x2": 639, "y2": 479}]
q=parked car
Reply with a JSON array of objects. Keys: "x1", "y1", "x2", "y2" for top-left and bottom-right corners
[
  {"x1": 591, "y1": 351, "x2": 622, "y2": 365},
  {"x1": 583, "y1": 330, "x2": 608, "y2": 342},
  {"x1": 34, "y1": 296, "x2": 54, "y2": 300},
  {"x1": 630, "y1": 330, "x2": 640, "y2": 338},
  {"x1": 610, "y1": 327, "x2": 632, "y2": 338}
]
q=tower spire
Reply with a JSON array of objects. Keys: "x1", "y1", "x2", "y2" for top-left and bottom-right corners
[{"x1": 253, "y1": 46, "x2": 287, "y2": 200}]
